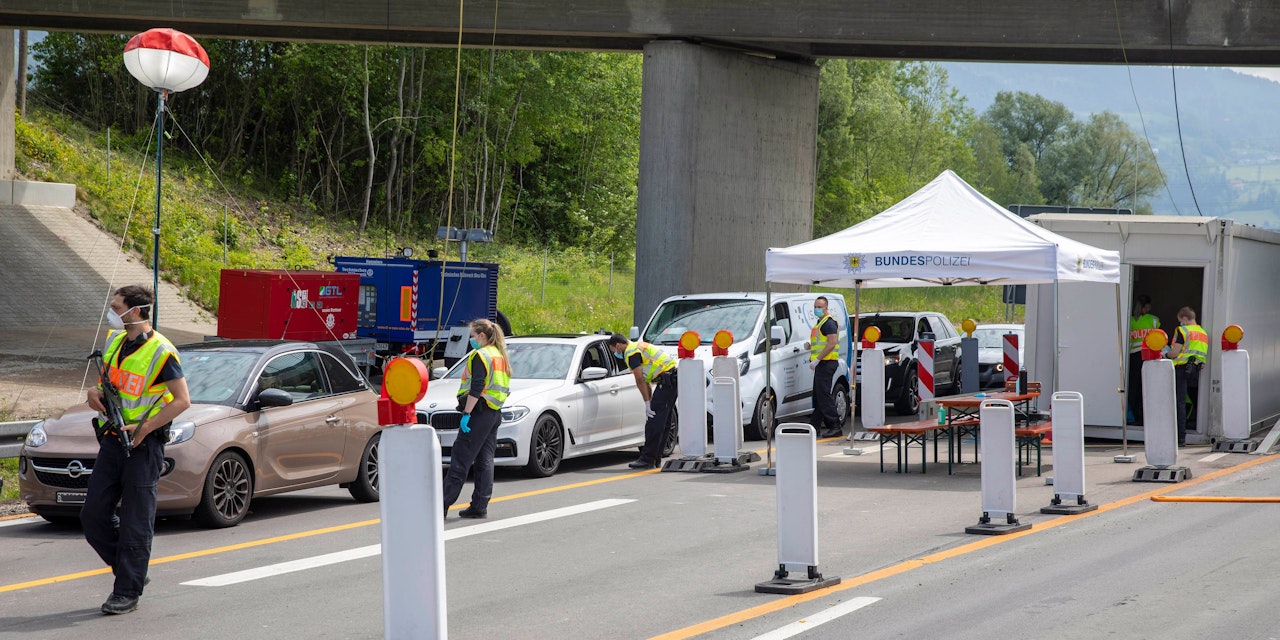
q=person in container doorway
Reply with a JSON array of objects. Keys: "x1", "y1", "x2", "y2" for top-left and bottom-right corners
[
  {"x1": 82, "y1": 285, "x2": 191, "y2": 615},
  {"x1": 808, "y1": 296, "x2": 843, "y2": 438},
  {"x1": 443, "y1": 318, "x2": 511, "y2": 519},
  {"x1": 1127, "y1": 294, "x2": 1160, "y2": 425},
  {"x1": 1167, "y1": 306, "x2": 1208, "y2": 447},
  {"x1": 607, "y1": 333, "x2": 677, "y2": 469}
]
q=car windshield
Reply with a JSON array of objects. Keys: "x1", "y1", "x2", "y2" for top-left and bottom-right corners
[
  {"x1": 179, "y1": 351, "x2": 259, "y2": 405},
  {"x1": 858, "y1": 316, "x2": 915, "y2": 343},
  {"x1": 446, "y1": 343, "x2": 575, "y2": 380},
  {"x1": 643, "y1": 299, "x2": 763, "y2": 345},
  {"x1": 973, "y1": 328, "x2": 1023, "y2": 349}
]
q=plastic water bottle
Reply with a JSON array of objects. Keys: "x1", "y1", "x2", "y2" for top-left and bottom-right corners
[{"x1": 936, "y1": 405, "x2": 946, "y2": 425}]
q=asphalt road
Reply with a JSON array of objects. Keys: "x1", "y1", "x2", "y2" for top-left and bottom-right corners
[{"x1": 1, "y1": 427, "x2": 1277, "y2": 640}]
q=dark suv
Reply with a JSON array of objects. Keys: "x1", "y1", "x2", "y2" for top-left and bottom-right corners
[{"x1": 852, "y1": 312, "x2": 961, "y2": 415}]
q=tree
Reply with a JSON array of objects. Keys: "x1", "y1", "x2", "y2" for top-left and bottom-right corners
[
  {"x1": 1039, "y1": 112, "x2": 1164, "y2": 209},
  {"x1": 984, "y1": 91, "x2": 1074, "y2": 164}
]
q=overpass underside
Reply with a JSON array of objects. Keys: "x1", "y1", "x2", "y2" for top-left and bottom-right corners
[{"x1": 4, "y1": 0, "x2": 1279, "y2": 323}]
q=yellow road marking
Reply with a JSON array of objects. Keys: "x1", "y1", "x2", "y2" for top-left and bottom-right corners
[
  {"x1": 1151, "y1": 495, "x2": 1280, "y2": 503},
  {"x1": 0, "y1": 466, "x2": 660, "y2": 593},
  {"x1": 649, "y1": 454, "x2": 1277, "y2": 640},
  {"x1": 0, "y1": 513, "x2": 38, "y2": 522}
]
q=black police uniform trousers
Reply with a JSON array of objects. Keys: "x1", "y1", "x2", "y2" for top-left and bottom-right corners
[
  {"x1": 82, "y1": 432, "x2": 164, "y2": 599},
  {"x1": 810, "y1": 360, "x2": 841, "y2": 436},
  {"x1": 640, "y1": 371, "x2": 678, "y2": 463},
  {"x1": 1174, "y1": 361, "x2": 1202, "y2": 445},
  {"x1": 443, "y1": 401, "x2": 501, "y2": 513},
  {"x1": 1127, "y1": 351, "x2": 1145, "y2": 424}
]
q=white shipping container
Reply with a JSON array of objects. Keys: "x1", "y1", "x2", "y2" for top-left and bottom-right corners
[{"x1": 1025, "y1": 214, "x2": 1280, "y2": 442}]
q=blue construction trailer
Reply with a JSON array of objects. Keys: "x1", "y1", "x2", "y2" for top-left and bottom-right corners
[{"x1": 332, "y1": 256, "x2": 506, "y2": 363}]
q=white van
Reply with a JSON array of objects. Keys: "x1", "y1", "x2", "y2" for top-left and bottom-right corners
[{"x1": 638, "y1": 292, "x2": 851, "y2": 440}]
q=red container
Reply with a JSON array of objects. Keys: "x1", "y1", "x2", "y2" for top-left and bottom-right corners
[{"x1": 217, "y1": 270, "x2": 361, "y2": 342}]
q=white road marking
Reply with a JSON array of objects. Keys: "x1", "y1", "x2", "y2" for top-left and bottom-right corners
[
  {"x1": 0, "y1": 516, "x2": 40, "y2": 528},
  {"x1": 750, "y1": 597, "x2": 882, "y2": 640},
  {"x1": 181, "y1": 499, "x2": 635, "y2": 587},
  {"x1": 1199, "y1": 452, "x2": 1229, "y2": 463}
]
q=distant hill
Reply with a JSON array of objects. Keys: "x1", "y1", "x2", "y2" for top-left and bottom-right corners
[{"x1": 941, "y1": 62, "x2": 1280, "y2": 228}]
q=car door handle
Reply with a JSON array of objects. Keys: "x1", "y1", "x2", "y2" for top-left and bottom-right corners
[
  {"x1": 324, "y1": 415, "x2": 341, "y2": 424},
  {"x1": 609, "y1": 385, "x2": 619, "y2": 395}
]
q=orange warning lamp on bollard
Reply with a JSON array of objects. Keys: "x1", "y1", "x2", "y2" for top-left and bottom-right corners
[
  {"x1": 1222, "y1": 324, "x2": 1244, "y2": 351},
  {"x1": 712, "y1": 330, "x2": 734, "y2": 356},
  {"x1": 1142, "y1": 329, "x2": 1168, "y2": 361},
  {"x1": 678, "y1": 331, "x2": 700, "y2": 359},
  {"x1": 961, "y1": 318, "x2": 977, "y2": 338},
  {"x1": 378, "y1": 357, "x2": 430, "y2": 425},
  {"x1": 861, "y1": 326, "x2": 881, "y2": 349}
]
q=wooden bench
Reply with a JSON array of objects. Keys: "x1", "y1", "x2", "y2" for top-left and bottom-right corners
[
  {"x1": 867, "y1": 417, "x2": 979, "y2": 474},
  {"x1": 1014, "y1": 422, "x2": 1052, "y2": 477}
]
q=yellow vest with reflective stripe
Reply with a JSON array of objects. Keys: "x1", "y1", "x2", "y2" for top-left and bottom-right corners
[
  {"x1": 1173, "y1": 324, "x2": 1208, "y2": 366},
  {"x1": 625, "y1": 341, "x2": 675, "y2": 384},
  {"x1": 1129, "y1": 313, "x2": 1160, "y2": 353},
  {"x1": 103, "y1": 330, "x2": 178, "y2": 424},
  {"x1": 457, "y1": 345, "x2": 511, "y2": 410},
  {"x1": 809, "y1": 313, "x2": 839, "y2": 361}
]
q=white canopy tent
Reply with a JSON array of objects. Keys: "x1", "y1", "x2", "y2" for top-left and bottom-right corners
[{"x1": 761, "y1": 170, "x2": 1125, "y2": 454}]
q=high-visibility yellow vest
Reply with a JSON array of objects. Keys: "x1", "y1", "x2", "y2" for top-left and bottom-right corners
[
  {"x1": 1173, "y1": 324, "x2": 1208, "y2": 366},
  {"x1": 625, "y1": 341, "x2": 675, "y2": 384},
  {"x1": 458, "y1": 345, "x2": 511, "y2": 410},
  {"x1": 1129, "y1": 313, "x2": 1160, "y2": 354},
  {"x1": 810, "y1": 313, "x2": 839, "y2": 361},
  {"x1": 103, "y1": 330, "x2": 178, "y2": 424}
]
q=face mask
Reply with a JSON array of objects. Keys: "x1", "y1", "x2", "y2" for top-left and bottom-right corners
[
  {"x1": 107, "y1": 305, "x2": 149, "y2": 330},
  {"x1": 469, "y1": 338, "x2": 480, "y2": 350},
  {"x1": 814, "y1": 308, "x2": 826, "y2": 319},
  {"x1": 613, "y1": 350, "x2": 624, "y2": 359}
]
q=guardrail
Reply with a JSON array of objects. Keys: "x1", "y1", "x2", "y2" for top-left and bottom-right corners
[{"x1": 0, "y1": 420, "x2": 37, "y2": 459}]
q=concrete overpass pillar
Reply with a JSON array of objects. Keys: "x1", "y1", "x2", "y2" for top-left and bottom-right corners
[
  {"x1": 1, "y1": 29, "x2": 14, "y2": 179},
  {"x1": 634, "y1": 41, "x2": 816, "y2": 327}
]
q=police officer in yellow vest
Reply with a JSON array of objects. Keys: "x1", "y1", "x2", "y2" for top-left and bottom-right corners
[
  {"x1": 607, "y1": 334, "x2": 677, "y2": 469},
  {"x1": 808, "y1": 296, "x2": 842, "y2": 438},
  {"x1": 444, "y1": 319, "x2": 512, "y2": 519},
  {"x1": 83, "y1": 285, "x2": 190, "y2": 615},
  {"x1": 1168, "y1": 306, "x2": 1208, "y2": 447},
  {"x1": 1127, "y1": 294, "x2": 1160, "y2": 425}
]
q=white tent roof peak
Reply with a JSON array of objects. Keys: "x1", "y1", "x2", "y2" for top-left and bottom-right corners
[{"x1": 766, "y1": 170, "x2": 1120, "y2": 288}]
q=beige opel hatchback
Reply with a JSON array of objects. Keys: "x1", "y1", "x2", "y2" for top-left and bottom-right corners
[{"x1": 18, "y1": 340, "x2": 383, "y2": 528}]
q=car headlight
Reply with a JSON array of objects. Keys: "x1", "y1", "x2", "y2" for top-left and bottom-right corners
[
  {"x1": 994, "y1": 363, "x2": 1004, "y2": 372},
  {"x1": 167, "y1": 420, "x2": 196, "y2": 445},
  {"x1": 500, "y1": 406, "x2": 530, "y2": 423},
  {"x1": 738, "y1": 352, "x2": 750, "y2": 375},
  {"x1": 884, "y1": 354, "x2": 901, "y2": 366},
  {"x1": 24, "y1": 421, "x2": 46, "y2": 448}
]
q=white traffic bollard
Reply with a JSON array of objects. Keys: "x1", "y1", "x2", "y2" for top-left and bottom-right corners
[
  {"x1": 709, "y1": 355, "x2": 749, "y2": 470},
  {"x1": 966, "y1": 400, "x2": 1030, "y2": 534},
  {"x1": 755, "y1": 424, "x2": 840, "y2": 594},
  {"x1": 1041, "y1": 392, "x2": 1097, "y2": 514},
  {"x1": 676, "y1": 357, "x2": 708, "y2": 458},
  {"x1": 1134, "y1": 358, "x2": 1190, "y2": 481},
  {"x1": 845, "y1": 347, "x2": 884, "y2": 455},
  {"x1": 381, "y1": 425, "x2": 448, "y2": 639},
  {"x1": 1221, "y1": 349, "x2": 1251, "y2": 442}
]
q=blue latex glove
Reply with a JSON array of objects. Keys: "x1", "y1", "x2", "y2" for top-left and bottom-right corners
[{"x1": 460, "y1": 414, "x2": 471, "y2": 433}]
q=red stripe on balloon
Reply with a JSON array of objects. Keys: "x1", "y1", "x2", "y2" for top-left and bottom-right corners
[{"x1": 124, "y1": 28, "x2": 210, "y2": 67}]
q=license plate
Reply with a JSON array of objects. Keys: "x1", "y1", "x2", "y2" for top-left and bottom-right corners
[
  {"x1": 56, "y1": 492, "x2": 87, "y2": 505},
  {"x1": 376, "y1": 342, "x2": 391, "y2": 351}
]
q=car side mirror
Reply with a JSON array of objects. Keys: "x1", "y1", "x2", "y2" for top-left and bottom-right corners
[
  {"x1": 629, "y1": 326, "x2": 640, "y2": 340},
  {"x1": 770, "y1": 326, "x2": 785, "y2": 347},
  {"x1": 432, "y1": 366, "x2": 448, "y2": 380},
  {"x1": 257, "y1": 388, "x2": 294, "y2": 408},
  {"x1": 580, "y1": 366, "x2": 608, "y2": 381}
]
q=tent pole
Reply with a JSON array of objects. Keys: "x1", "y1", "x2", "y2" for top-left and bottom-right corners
[
  {"x1": 1116, "y1": 283, "x2": 1130, "y2": 458},
  {"x1": 851, "y1": 281, "x2": 861, "y2": 437},
  {"x1": 1053, "y1": 280, "x2": 1060, "y2": 393},
  {"x1": 764, "y1": 283, "x2": 773, "y2": 472}
]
